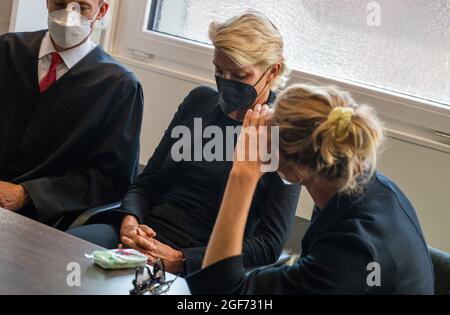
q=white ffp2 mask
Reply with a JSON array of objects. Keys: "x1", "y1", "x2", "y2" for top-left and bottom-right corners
[{"x1": 48, "y1": 2, "x2": 101, "y2": 49}]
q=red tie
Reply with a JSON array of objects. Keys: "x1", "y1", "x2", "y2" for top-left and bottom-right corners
[{"x1": 39, "y1": 52, "x2": 63, "y2": 93}]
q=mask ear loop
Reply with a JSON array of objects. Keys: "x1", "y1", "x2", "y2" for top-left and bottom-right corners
[
  {"x1": 253, "y1": 67, "x2": 273, "y2": 101},
  {"x1": 89, "y1": 2, "x2": 103, "y2": 25},
  {"x1": 252, "y1": 68, "x2": 270, "y2": 88},
  {"x1": 83, "y1": 2, "x2": 104, "y2": 40}
]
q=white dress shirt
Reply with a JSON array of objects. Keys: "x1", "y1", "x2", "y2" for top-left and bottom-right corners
[{"x1": 38, "y1": 32, "x2": 97, "y2": 84}]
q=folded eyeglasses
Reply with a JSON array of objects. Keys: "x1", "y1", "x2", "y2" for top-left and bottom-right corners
[{"x1": 130, "y1": 258, "x2": 177, "y2": 295}]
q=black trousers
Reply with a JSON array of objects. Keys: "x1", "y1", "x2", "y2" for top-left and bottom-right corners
[{"x1": 67, "y1": 223, "x2": 120, "y2": 249}]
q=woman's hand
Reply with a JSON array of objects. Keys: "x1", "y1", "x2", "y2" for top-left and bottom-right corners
[
  {"x1": 202, "y1": 105, "x2": 272, "y2": 268},
  {"x1": 120, "y1": 215, "x2": 184, "y2": 273},
  {"x1": 121, "y1": 234, "x2": 184, "y2": 274},
  {"x1": 143, "y1": 239, "x2": 185, "y2": 274},
  {"x1": 120, "y1": 215, "x2": 157, "y2": 242},
  {"x1": 233, "y1": 104, "x2": 272, "y2": 181},
  {"x1": 120, "y1": 215, "x2": 158, "y2": 260}
]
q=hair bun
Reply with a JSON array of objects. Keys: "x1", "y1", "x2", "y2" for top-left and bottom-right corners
[
  {"x1": 327, "y1": 107, "x2": 354, "y2": 139},
  {"x1": 273, "y1": 84, "x2": 385, "y2": 195}
]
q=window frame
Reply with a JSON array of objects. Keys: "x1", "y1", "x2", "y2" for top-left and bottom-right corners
[{"x1": 112, "y1": 0, "x2": 450, "y2": 152}]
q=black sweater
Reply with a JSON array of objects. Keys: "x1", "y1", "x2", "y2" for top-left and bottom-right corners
[
  {"x1": 117, "y1": 86, "x2": 301, "y2": 275},
  {"x1": 187, "y1": 172, "x2": 435, "y2": 294}
]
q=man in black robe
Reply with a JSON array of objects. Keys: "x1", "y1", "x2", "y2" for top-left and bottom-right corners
[{"x1": 0, "y1": 0, "x2": 144, "y2": 227}]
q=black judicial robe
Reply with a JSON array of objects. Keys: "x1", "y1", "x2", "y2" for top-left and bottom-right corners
[
  {"x1": 0, "y1": 30, "x2": 144, "y2": 225},
  {"x1": 187, "y1": 172, "x2": 435, "y2": 294}
]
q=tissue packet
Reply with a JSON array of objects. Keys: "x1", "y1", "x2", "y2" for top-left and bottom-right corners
[{"x1": 86, "y1": 249, "x2": 148, "y2": 270}]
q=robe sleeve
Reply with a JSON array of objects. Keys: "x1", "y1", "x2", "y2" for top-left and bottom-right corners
[
  {"x1": 181, "y1": 176, "x2": 300, "y2": 275},
  {"x1": 21, "y1": 77, "x2": 144, "y2": 224}
]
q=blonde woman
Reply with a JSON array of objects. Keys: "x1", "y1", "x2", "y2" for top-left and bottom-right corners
[
  {"x1": 187, "y1": 85, "x2": 435, "y2": 294},
  {"x1": 69, "y1": 12, "x2": 301, "y2": 276}
]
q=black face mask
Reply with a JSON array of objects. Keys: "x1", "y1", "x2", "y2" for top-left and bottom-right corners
[{"x1": 215, "y1": 69, "x2": 270, "y2": 115}]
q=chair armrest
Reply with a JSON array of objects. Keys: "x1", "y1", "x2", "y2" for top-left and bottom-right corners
[
  {"x1": 68, "y1": 202, "x2": 122, "y2": 230},
  {"x1": 428, "y1": 246, "x2": 450, "y2": 295},
  {"x1": 245, "y1": 250, "x2": 292, "y2": 275}
]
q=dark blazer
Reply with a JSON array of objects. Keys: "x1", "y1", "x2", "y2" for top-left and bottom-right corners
[
  {"x1": 117, "y1": 86, "x2": 301, "y2": 275},
  {"x1": 0, "y1": 31, "x2": 143, "y2": 225},
  {"x1": 187, "y1": 172, "x2": 435, "y2": 294}
]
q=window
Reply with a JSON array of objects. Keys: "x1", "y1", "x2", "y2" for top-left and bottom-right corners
[{"x1": 147, "y1": 0, "x2": 450, "y2": 107}]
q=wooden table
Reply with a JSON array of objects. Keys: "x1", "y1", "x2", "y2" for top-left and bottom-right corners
[{"x1": 0, "y1": 208, "x2": 190, "y2": 295}]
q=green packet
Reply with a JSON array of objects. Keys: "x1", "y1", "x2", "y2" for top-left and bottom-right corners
[{"x1": 86, "y1": 249, "x2": 148, "y2": 270}]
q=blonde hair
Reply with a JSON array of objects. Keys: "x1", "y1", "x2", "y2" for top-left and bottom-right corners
[
  {"x1": 209, "y1": 10, "x2": 290, "y2": 91},
  {"x1": 273, "y1": 84, "x2": 385, "y2": 195}
]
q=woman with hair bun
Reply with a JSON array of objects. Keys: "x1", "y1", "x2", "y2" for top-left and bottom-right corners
[{"x1": 187, "y1": 84, "x2": 435, "y2": 294}]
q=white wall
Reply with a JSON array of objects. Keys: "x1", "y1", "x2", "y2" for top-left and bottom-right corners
[
  {"x1": 0, "y1": 0, "x2": 13, "y2": 34},
  {"x1": 129, "y1": 65, "x2": 197, "y2": 162},
  {"x1": 378, "y1": 138, "x2": 450, "y2": 252}
]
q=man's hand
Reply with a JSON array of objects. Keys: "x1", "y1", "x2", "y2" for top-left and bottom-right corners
[{"x1": 0, "y1": 182, "x2": 30, "y2": 211}]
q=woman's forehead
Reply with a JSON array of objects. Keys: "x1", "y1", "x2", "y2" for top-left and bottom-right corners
[
  {"x1": 213, "y1": 49, "x2": 258, "y2": 73},
  {"x1": 213, "y1": 49, "x2": 239, "y2": 69}
]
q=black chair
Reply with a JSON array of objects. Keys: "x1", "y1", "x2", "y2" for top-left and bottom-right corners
[
  {"x1": 428, "y1": 246, "x2": 450, "y2": 295},
  {"x1": 66, "y1": 202, "x2": 122, "y2": 230},
  {"x1": 55, "y1": 165, "x2": 143, "y2": 230},
  {"x1": 245, "y1": 250, "x2": 292, "y2": 275}
]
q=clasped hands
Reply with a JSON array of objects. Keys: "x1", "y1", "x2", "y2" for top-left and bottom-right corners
[{"x1": 120, "y1": 215, "x2": 185, "y2": 274}]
